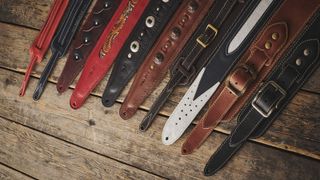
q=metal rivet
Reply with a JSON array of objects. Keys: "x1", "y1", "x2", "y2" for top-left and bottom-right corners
[
  {"x1": 105, "y1": 1, "x2": 109, "y2": 8},
  {"x1": 128, "y1": 53, "x2": 132, "y2": 59},
  {"x1": 94, "y1": 18, "x2": 100, "y2": 26},
  {"x1": 130, "y1": 41, "x2": 140, "y2": 53},
  {"x1": 162, "y1": 0, "x2": 169, "y2": 2},
  {"x1": 188, "y1": 1, "x2": 199, "y2": 13},
  {"x1": 153, "y1": 53, "x2": 164, "y2": 65},
  {"x1": 145, "y1": 16, "x2": 155, "y2": 28},
  {"x1": 272, "y1": 33, "x2": 279, "y2": 40},
  {"x1": 84, "y1": 36, "x2": 90, "y2": 44},
  {"x1": 140, "y1": 32, "x2": 144, "y2": 37},
  {"x1": 265, "y1": 41, "x2": 272, "y2": 49},
  {"x1": 304, "y1": 49, "x2": 310, "y2": 56},
  {"x1": 74, "y1": 52, "x2": 81, "y2": 61},
  {"x1": 296, "y1": 58, "x2": 302, "y2": 66},
  {"x1": 156, "y1": 7, "x2": 160, "y2": 11},
  {"x1": 150, "y1": 65, "x2": 154, "y2": 70},
  {"x1": 170, "y1": 27, "x2": 181, "y2": 40}
]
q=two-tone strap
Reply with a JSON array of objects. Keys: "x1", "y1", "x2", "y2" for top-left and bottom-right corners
[
  {"x1": 69, "y1": 0, "x2": 149, "y2": 109},
  {"x1": 32, "y1": 0, "x2": 92, "y2": 100},
  {"x1": 19, "y1": 0, "x2": 69, "y2": 96},
  {"x1": 163, "y1": 0, "x2": 278, "y2": 145},
  {"x1": 119, "y1": 0, "x2": 215, "y2": 120},
  {"x1": 139, "y1": 0, "x2": 250, "y2": 132},
  {"x1": 57, "y1": 0, "x2": 121, "y2": 93},
  {"x1": 204, "y1": 12, "x2": 320, "y2": 175},
  {"x1": 181, "y1": 0, "x2": 320, "y2": 154},
  {"x1": 101, "y1": 0, "x2": 182, "y2": 107}
]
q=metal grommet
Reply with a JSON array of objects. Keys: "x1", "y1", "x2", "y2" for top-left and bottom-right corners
[
  {"x1": 130, "y1": 41, "x2": 140, "y2": 53},
  {"x1": 128, "y1": 53, "x2": 132, "y2": 59},
  {"x1": 145, "y1": 16, "x2": 155, "y2": 28},
  {"x1": 153, "y1": 53, "x2": 164, "y2": 65},
  {"x1": 188, "y1": 0, "x2": 199, "y2": 13},
  {"x1": 170, "y1": 27, "x2": 181, "y2": 40}
]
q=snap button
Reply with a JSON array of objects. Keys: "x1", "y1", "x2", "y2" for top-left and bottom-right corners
[{"x1": 265, "y1": 41, "x2": 272, "y2": 49}]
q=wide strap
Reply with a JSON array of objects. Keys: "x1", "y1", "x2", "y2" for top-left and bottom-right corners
[
  {"x1": 32, "y1": 0, "x2": 92, "y2": 100},
  {"x1": 101, "y1": 0, "x2": 182, "y2": 107},
  {"x1": 56, "y1": 0, "x2": 121, "y2": 93},
  {"x1": 139, "y1": 0, "x2": 248, "y2": 132},
  {"x1": 164, "y1": 0, "x2": 277, "y2": 145},
  {"x1": 204, "y1": 11, "x2": 320, "y2": 176},
  {"x1": 69, "y1": 0, "x2": 149, "y2": 109},
  {"x1": 19, "y1": 0, "x2": 69, "y2": 96},
  {"x1": 119, "y1": 0, "x2": 215, "y2": 120},
  {"x1": 181, "y1": 0, "x2": 320, "y2": 155}
]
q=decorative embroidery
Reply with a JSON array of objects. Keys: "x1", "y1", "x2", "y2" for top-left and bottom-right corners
[{"x1": 100, "y1": 0, "x2": 138, "y2": 57}]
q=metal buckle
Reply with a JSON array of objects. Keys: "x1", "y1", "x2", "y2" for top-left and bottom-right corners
[
  {"x1": 226, "y1": 64, "x2": 257, "y2": 96},
  {"x1": 251, "y1": 81, "x2": 286, "y2": 118},
  {"x1": 196, "y1": 24, "x2": 218, "y2": 48}
]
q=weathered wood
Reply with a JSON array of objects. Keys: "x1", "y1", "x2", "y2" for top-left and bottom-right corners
[
  {"x1": 0, "y1": 164, "x2": 33, "y2": 180},
  {"x1": 0, "y1": 22, "x2": 319, "y2": 159},
  {"x1": 0, "y1": 117, "x2": 163, "y2": 180},
  {"x1": 0, "y1": 69, "x2": 319, "y2": 180}
]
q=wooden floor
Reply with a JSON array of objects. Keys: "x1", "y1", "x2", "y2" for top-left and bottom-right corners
[{"x1": 0, "y1": 1, "x2": 319, "y2": 179}]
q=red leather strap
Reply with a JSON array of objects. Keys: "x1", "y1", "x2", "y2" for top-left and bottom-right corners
[
  {"x1": 70, "y1": 0, "x2": 149, "y2": 109},
  {"x1": 19, "y1": 0, "x2": 69, "y2": 96},
  {"x1": 120, "y1": 0, "x2": 215, "y2": 120},
  {"x1": 181, "y1": 0, "x2": 320, "y2": 155}
]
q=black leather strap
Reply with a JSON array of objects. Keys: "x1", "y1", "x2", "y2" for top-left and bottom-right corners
[
  {"x1": 139, "y1": 0, "x2": 276, "y2": 132},
  {"x1": 204, "y1": 12, "x2": 320, "y2": 176},
  {"x1": 101, "y1": 0, "x2": 182, "y2": 107},
  {"x1": 33, "y1": 0, "x2": 92, "y2": 100}
]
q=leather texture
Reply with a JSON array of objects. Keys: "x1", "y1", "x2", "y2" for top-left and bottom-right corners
[
  {"x1": 70, "y1": 0, "x2": 149, "y2": 109},
  {"x1": 204, "y1": 10, "x2": 320, "y2": 175},
  {"x1": 20, "y1": 0, "x2": 69, "y2": 96},
  {"x1": 32, "y1": 0, "x2": 92, "y2": 101},
  {"x1": 101, "y1": 0, "x2": 182, "y2": 107},
  {"x1": 163, "y1": 0, "x2": 278, "y2": 145},
  {"x1": 139, "y1": 0, "x2": 249, "y2": 132},
  {"x1": 57, "y1": 0, "x2": 121, "y2": 93},
  {"x1": 181, "y1": 0, "x2": 320, "y2": 155},
  {"x1": 119, "y1": 0, "x2": 215, "y2": 120}
]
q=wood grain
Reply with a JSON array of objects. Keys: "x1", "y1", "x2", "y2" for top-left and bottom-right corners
[
  {"x1": 0, "y1": 117, "x2": 163, "y2": 180},
  {"x1": 0, "y1": 164, "x2": 33, "y2": 180},
  {"x1": 0, "y1": 68, "x2": 319, "y2": 179}
]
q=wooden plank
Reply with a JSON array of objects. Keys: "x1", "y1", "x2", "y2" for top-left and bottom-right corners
[
  {"x1": 0, "y1": 21, "x2": 319, "y2": 159},
  {"x1": 0, "y1": 68, "x2": 319, "y2": 179},
  {"x1": 0, "y1": 117, "x2": 163, "y2": 180},
  {"x1": 0, "y1": 164, "x2": 33, "y2": 180},
  {"x1": 0, "y1": 0, "x2": 53, "y2": 29}
]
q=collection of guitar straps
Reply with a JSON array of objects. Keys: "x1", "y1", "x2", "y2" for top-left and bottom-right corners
[{"x1": 20, "y1": 0, "x2": 320, "y2": 176}]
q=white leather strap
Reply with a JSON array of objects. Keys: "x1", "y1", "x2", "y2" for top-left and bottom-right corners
[{"x1": 162, "y1": 68, "x2": 219, "y2": 145}]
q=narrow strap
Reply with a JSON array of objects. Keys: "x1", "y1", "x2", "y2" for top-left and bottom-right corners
[
  {"x1": 19, "y1": 0, "x2": 69, "y2": 96},
  {"x1": 56, "y1": 0, "x2": 121, "y2": 93}
]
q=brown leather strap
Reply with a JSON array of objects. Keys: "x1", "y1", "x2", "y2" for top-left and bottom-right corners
[
  {"x1": 119, "y1": 0, "x2": 215, "y2": 119},
  {"x1": 181, "y1": 0, "x2": 320, "y2": 154}
]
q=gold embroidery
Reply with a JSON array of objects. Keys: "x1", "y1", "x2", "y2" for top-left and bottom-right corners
[{"x1": 100, "y1": 0, "x2": 138, "y2": 58}]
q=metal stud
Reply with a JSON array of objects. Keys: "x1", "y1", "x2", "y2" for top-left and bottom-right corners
[
  {"x1": 128, "y1": 53, "x2": 132, "y2": 59},
  {"x1": 304, "y1": 49, "x2": 310, "y2": 56},
  {"x1": 94, "y1": 19, "x2": 100, "y2": 26},
  {"x1": 265, "y1": 41, "x2": 272, "y2": 49},
  {"x1": 162, "y1": 0, "x2": 169, "y2": 2},
  {"x1": 296, "y1": 58, "x2": 302, "y2": 66},
  {"x1": 272, "y1": 33, "x2": 279, "y2": 40},
  {"x1": 105, "y1": 1, "x2": 109, "y2": 8},
  {"x1": 130, "y1": 41, "x2": 140, "y2": 53},
  {"x1": 84, "y1": 36, "x2": 90, "y2": 44}
]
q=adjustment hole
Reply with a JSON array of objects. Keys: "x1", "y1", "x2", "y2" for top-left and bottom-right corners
[
  {"x1": 182, "y1": 148, "x2": 187, "y2": 154},
  {"x1": 139, "y1": 125, "x2": 145, "y2": 131},
  {"x1": 165, "y1": 137, "x2": 169, "y2": 141},
  {"x1": 178, "y1": 117, "x2": 181, "y2": 120},
  {"x1": 175, "y1": 123, "x2": 178, "y2": 125}
]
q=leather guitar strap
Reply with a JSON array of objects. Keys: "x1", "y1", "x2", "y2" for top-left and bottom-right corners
[
  {"x1": 181, "y1": 0, "x2": 320, "y2": 155},
  {"x1": 19, "y1": 0, "x2": 69, "y2": 96},
  {"x1": 119, "y1": 0, "x2": 215, "y2": 120},
  {"x1": 56, "y1": 0, "x2": 121, "y2": 93},
  {"x1": 204, "y1": 11, "x2": 320, "y2": 175},
  {"x1": 32, "y1": 0, "x2": 93, "y2": 100},
  {"x1": 163, "y1": 0, "x2": 278, "y2": 145},
  {"x1": 101, "y1": 0, "x2": 182, "y2": 107},
  {"x1": 139, "y1": 0, "x2": 252, "y2": 132},
  {"x1": 69, "y1": 0, "x2": 149, "y2": 109}
]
